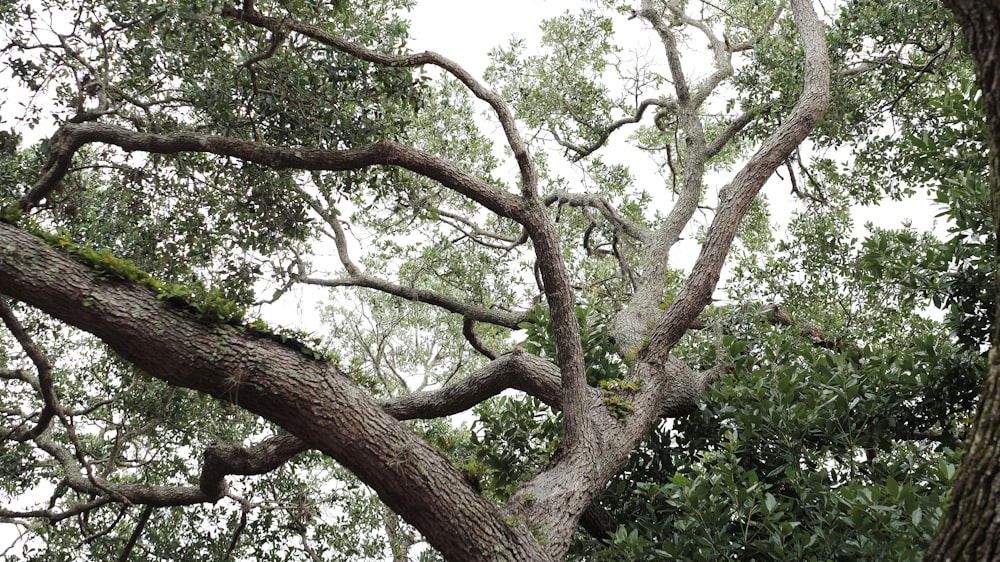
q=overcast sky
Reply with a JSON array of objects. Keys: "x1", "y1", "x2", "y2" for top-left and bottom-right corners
[
  {"x1": 404, "y1": 0, "x2": 944, "y2": 257},
  {"x1": 406, "y1": 0, "x2": 578, "y2": 75}
]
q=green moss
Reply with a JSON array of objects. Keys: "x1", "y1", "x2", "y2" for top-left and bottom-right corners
[
  {"x1": 599, "y1": 378, "x2": 644, "y2": 421},
  {"x1": 6, "y1": 215, "x2": 333, "y2": 362}
]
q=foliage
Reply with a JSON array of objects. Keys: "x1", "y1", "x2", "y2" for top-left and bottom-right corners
[
  {"x1": 519, "y1": 301, "x2": 625, "y2": 386},
  {"x1": 469, "y1": 396, "x2": 563, "y2": 500},
  {"x1": 0, "y1": 0, "x2": 989, "y2": 560}
]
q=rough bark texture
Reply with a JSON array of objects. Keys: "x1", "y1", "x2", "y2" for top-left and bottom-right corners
[
  {"x1": 505, "y1": 1, "x2": 830, "y2": 555},
  {"x1": 0, "y1": 222, "x2": 549, "y2": 562},
  {"x1": 0, "y1": 1, "x2": 830, "y2": 559},
  {"x1": 926, "y1": 2, "x2": 1000, "y2": 560}
]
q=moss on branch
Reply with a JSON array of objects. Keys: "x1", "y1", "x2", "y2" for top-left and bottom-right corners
[{"x1": 1, "y1": 203, "x2": 333, "y2": 362}]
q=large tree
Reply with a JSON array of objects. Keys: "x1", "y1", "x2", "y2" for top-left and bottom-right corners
[{"x1": 0, "y1": 0, "x2": 985, "y2": 560}]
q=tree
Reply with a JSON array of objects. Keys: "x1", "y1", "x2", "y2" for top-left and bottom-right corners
[
  {"x1": 0, "y1": 0, "x2": 982, "y2": 560},
  {"x1": 926, "y1": 1, "x2": 1000, "y2": 559}
]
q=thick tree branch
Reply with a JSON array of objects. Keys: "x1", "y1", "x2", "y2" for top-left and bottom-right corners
[
  {"x1": 640, "y1": 0, "x2": 830, "y2": 366},
  {"x1": 926, "y1": 2, "x2": 1000, "y2": 559},
  {"x1": 0, "y1": 221, "x2": 550, "y2": 562},
  {"x1": 20, "y1": 122, "x2": 526, "y2": 222},
  {"x1": 220, "y1": 6, "x2": 539, "y2": 199},
  {"x1": 504, "y1": 2, "x2": 828, "y2": 556},
  {"x1": 520, "y1": 207, "x2": 592, "y2": 454},
  {"x1": 614, "y1": 3, "x2": 785, "y2": 354}
]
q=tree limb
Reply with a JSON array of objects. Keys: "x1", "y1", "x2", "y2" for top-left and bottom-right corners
[
  {"x1": 295, "y1": 191, "x2": 529, "y2": 329},
  {"x1": 462, "y1": 318, "x2": 498, "y2": 360},
  {"x1": 116, "y1": 505, "x2": 153, "y2": 562},
  {"x1": 543, "y1": 190, "x2": 652, "y2": 243},
  {"x1": 219, "y1": 6, "x2": 539, "y2": 199},
  {"x1": 0, "y1": 298, "x2": 58, "y2": 441},
  {"x1": 301, "y1": 276, "x2": 528, "y2": 329},
  {"x1": 705, "y1": 103, "x2": 775, "y2": 160},
  {"x1": 640, "y1": 0, "x2": 830, "y2": 366},
  {"x1": 556, "y1": 98, "x2": 678, "y2": 161},
  {"x1": 380, "y1": 349, "x2": 563, "y2": 419},
  {"x1": 0, "y1": 220, "x2": 549, "y2": 561}
]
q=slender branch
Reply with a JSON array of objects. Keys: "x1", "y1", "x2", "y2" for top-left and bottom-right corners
[
  {"x1": 0, "y1": 496, "x2": 112, "y2": 524},
  {"x1": 727, "y1": 2, "x2": 787, "y2": 52},
  {"x1": 294, "y1": 185, "x2": 528, "y2": 329},
  {"x1": 20, "y1": 122, "x2": 526, "y2": 222},
  {"x1": 666, "y1": 4, "x2": 734, "y2": 107},
  {"x1": 463, "y1": 318, "x2": 498, "y2": 360},
  {"x1": 241, "y1": 25, "x2": 287, "y2": 69},
  {"x1": 302, "y1": 276, "x2": 528, "y2": 329},
  {"x1": 116, "y1": 505, "x2": 153, "y2": 562},
  {"x1": 0, "y1": 298, "x2": 58, "y2": 441},
  {"x1": 641, "y1": 2, "x2": 691, "y2": 105},
  {"x1": 556, "y1": 98, "x2": 678, "y2": 161},
  {"x1": 380, "y1": 349, "x2": 564, "y2": 419},
  {"x1": 0, "y1": 298, "x2": 111, "y2": 504},
  {"x1": 220, "y1": 6, "x2": 538, "y2": 199},
  {"x1": 221, "y1": 505, "x2": 248, "y2": 562},
  {"x1": 705, "y1": 103, "x2": 774, "y2": 159},
  {"x1": 435, "y1": 208, "x2": 523, "y2": 250}
]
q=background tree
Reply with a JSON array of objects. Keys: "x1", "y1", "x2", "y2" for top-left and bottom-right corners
[{"x1": 0, "y1": 0, "x2": 986, "y2": 560}]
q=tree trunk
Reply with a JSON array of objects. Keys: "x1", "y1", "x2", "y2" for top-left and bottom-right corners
[
  {"x1": 0, "y1": 222, "x2": 551, "y2": 562},
  {"x1": 926, "y1": 2, "x2": 1000, "y2": 560}
]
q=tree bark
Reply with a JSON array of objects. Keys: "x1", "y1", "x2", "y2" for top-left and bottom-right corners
[
  {"x1": 0, "y1": 0, "x2": 830, "y2": 558},
  {"x1": 926, "y1": 2, "x2": 1000, "y2": 560},
  {"x1": 0, "y1": 222, "x2": 551, "y2": 562}
]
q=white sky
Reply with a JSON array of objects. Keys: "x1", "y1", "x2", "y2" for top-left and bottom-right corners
[{"x1": 405, "y1": 0, "x2": 944, "y2": 266}]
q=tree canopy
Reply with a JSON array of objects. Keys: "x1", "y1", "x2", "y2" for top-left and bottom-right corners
[{"x1": 0, "y1": 0, "x2": 993, "y2": 560}]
